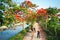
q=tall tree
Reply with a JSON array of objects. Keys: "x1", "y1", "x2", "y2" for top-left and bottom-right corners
[{"x1": 46, "y1": 7, "x2": 59, "y2": 36}]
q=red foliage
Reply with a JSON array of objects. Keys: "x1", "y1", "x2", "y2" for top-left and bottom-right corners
[
  {"x1": 33, "y1": 14, "x2": 38, "y2": 19},
  {"x1": 14, "y1": 14, "x2": 20, "y2": 20},
  {"x1": 37, "y1": 8, "x2": 46, "y2": 16}
]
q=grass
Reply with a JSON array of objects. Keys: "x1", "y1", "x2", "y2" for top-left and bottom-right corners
[{"x1": 9, "y1": 26, "x2": 29, "y2": 40}]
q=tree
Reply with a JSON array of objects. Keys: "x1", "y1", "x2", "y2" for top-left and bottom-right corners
[
  {"x1": 46, "y1": 7, "x2": 58, "y2": 17},
  {"x1": 3, "y1": 9, "x2": 15, "y2": 27},
  {"x1": 47, "y1": 15, "x2": 59, "y2": 36},
  {"x1": 36, "y1": 8, "x2": 47, "y2": 27},
  {"x1": 46, "y1": 7, "x2": 59, "y2": 36},
  {"x1": 0, "y1": 11, "x2": 4, "y2": 26},
  {"x1": 0, "y1": 0, "x2": 12, "y2": 11}
]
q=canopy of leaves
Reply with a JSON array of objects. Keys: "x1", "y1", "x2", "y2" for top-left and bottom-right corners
[{"x1": 46, "y1": 7, "x2": 58, "y2": 15}]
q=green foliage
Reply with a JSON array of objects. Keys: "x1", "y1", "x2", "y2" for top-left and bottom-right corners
[
  {"x1": 0, "y1": 11, "x2": 4, "y2": 26},
  {"x1": 46, "y1": 7, "x2": 58, "y2": 15},
  {"x1": 0, "y1": 3, "x2": 5, "y2": 10},
  {"x1": 47, "y1": 36, "x2": 60, "y2": 40},
  {"x1": 0, "y1": 0, "x2": 12, "y2": 11},
  {"x1": 43, "y1": 7, "x2": 60, "y2": 40},
  {"x1": 48, "y1": 16, "x2": 58, "y2": 27},
  {"x1": 3, "y1": 9, "x2": 15, "y2": 26},
  {"x1": 45, "y1": 15, "x2": 60, "y2": 40}
]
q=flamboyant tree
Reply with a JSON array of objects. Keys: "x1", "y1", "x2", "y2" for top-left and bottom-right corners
[
  {"x1": 37, "y1": 8, "x2": 46, "y2": 16},
  {"x1": 20, "y1": 0, "x2": 36, "y2": 8},
  {"x1": 36, "y1": 8, "x2": 47, "y2": 21},
  {"x1": 36, "y1": 8, "x2": 48, "y2": 29},
  {"x1": 13, "y1": 0, "x2": 37, "y2": 26}
]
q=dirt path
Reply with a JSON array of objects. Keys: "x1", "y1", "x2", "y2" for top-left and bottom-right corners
[{"x1": 23, "y1": 22, "x2": 46, "y2": 40}]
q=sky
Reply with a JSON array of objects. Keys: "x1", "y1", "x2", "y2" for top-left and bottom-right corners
[{"x1": 12, "y1": 0, "x2": 60, "y2": 9}]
